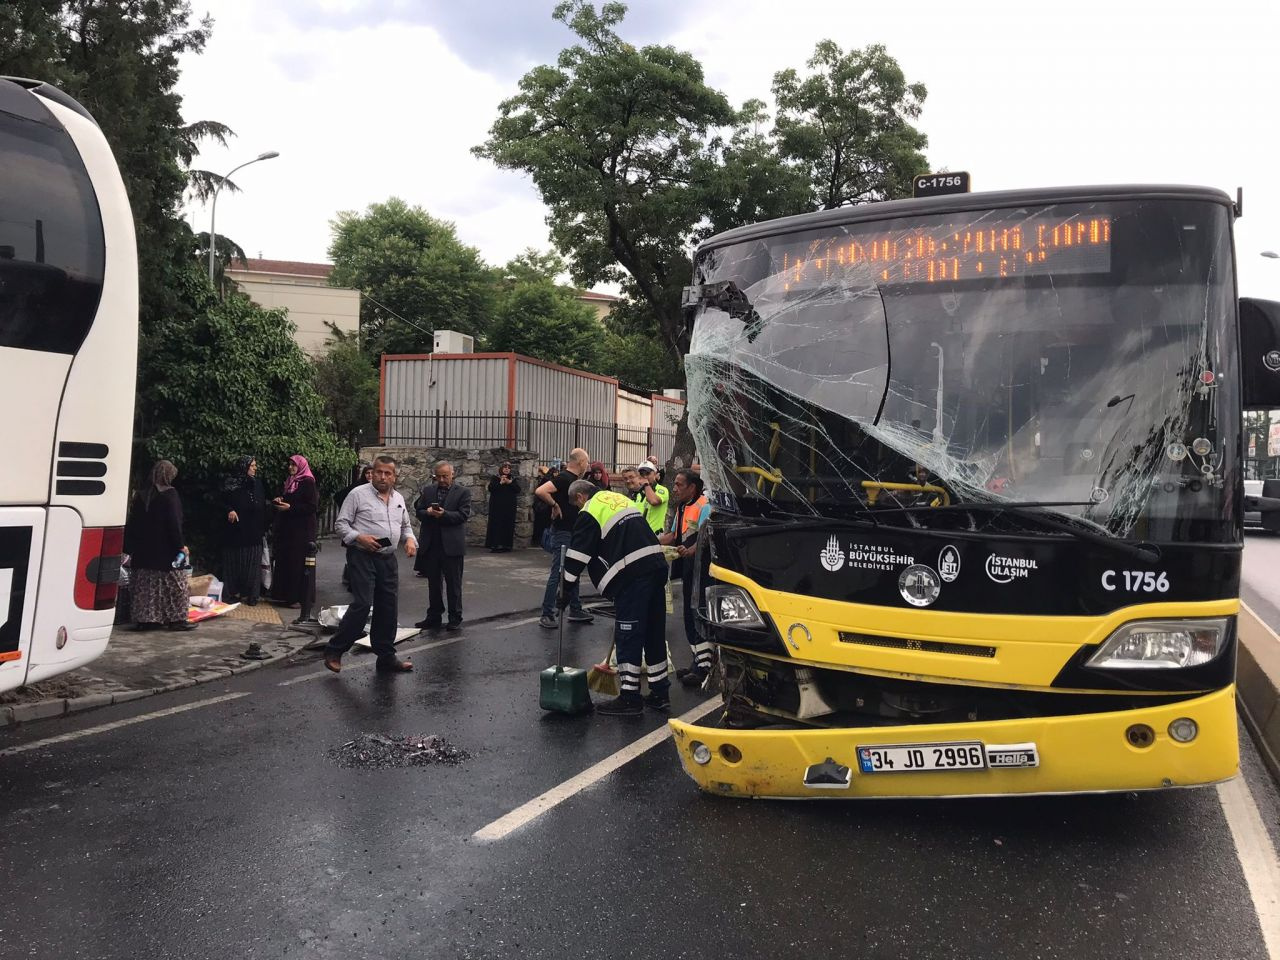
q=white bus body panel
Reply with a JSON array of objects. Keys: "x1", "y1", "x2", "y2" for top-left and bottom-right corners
[
  {"x1": 43, "y1": 99, "x2": 138, "y2": 529},
  {"x1": 0, "y1": 508, "x2": 46, "y2": 691},
  {"x1": 26, "y1": 507, "x2": 111, "y2": 684},
  {"x1": 0, "y1": 349, "x2": 72, "y2": 503}
]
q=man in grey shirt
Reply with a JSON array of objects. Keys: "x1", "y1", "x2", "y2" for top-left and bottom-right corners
[{"x1": 324, "y1": 455, "x2": 417, "y2": 674}]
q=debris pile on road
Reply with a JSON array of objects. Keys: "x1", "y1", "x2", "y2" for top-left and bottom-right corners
[{"x1": 329, "y1": 733, "x2": 469, "y2": 769}]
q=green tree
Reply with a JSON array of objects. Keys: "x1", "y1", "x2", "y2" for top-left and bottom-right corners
[
  {"x1": 699, "y1": 99, "x2": 812, "y2": 237},
  {"x1": 134, "y1": 262, "x2": 354, "y2": 561},
  {"x1": 485, "y1": 249, "x2": 600, "y2": 368},
  {"x1": 0, "y1": 1, "x2": 229, "y2": 327},
  {"x1": 772, "y1": 41, "x2": 929, "y2": 209},
  {"x1": 327, "y1": 198, "x2": 495, "y2": 356},
  {"x1": 593, "y1": 293, "x2": 682, "y2": 390},
  {"x1": 312, "y1": 328, "x2": 380, "y2": 449},
  {"x1": 474, "y1": 1, "x2": 734, "y2": 376}
]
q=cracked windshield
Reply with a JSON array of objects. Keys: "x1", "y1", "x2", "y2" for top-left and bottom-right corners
[{"x1": 688, "y1": 198, "x2": 1238, "y2": 543}]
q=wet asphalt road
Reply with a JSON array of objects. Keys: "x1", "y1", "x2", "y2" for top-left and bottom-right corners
[{"x1": 1, "y1": 549, "x2": 1279, "y2": 959}]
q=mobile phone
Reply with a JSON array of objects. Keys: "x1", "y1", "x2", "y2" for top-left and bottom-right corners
[{"x1": 376, "y1": 537, "x2": 392, "y2": 547}]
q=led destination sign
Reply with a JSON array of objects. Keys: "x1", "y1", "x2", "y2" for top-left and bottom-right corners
[{"x1": 772, "y1": 213, "x2": 1112, "y2": 291}]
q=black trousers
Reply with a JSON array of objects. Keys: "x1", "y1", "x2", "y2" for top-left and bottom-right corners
[
  {"x1": 613, "y1": 569, "x2": 669, "y2": 698},
  {"x1": 325, "y1": 549, "x2": 399, "y2": 663},
  {"x1": 422, "y1": 548, "x2": 464, "y2": 624}
]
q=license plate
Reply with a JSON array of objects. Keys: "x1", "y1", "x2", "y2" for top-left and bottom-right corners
[{"x1": 857, "y1": 741, "x2": 987, "y2": 774}]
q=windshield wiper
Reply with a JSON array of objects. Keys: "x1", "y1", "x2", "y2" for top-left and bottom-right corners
[{"x1": 870, "y1": 500, "x2": 1162, "y2": 564}]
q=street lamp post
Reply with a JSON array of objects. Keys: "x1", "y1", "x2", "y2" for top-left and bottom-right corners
[{"x1": 207, "y1": 151, "x2": 279, "y2": 284}]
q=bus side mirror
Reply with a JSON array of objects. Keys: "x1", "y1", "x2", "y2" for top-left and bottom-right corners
[{"x1": 1239, "y1": 298, "x2": 1280, "y2": 408}]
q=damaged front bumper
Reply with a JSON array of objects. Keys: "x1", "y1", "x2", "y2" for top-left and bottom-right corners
[{"x1": 668, "y1": 684, "x2": 1239, "y2": 798}]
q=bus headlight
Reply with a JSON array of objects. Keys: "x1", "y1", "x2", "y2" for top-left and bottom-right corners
[
  {"x1": 705, "y1": 585, "x2": 765, "y2": 628},
  {"x1": 1086, "y1": 618, "x2": 1229, "y2": 670}
]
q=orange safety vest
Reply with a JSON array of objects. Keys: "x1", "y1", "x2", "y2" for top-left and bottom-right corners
[{"x1": 676, "y1": 495, "x2": 708, "y2": 543}]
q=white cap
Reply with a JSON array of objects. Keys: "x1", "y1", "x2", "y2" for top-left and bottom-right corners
[{"x1": 636, "y1": 461, "x2": 656, "y2": 473}]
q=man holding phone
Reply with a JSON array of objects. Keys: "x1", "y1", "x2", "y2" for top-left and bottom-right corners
[
  {"x1": 413, "y1": 461, "x2": 472, "y2": 630},
  {"x1": 324, "y1": 455, "x2": 416, "y2": 674}
]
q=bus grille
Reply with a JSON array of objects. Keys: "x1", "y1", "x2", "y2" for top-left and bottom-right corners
[{"x1": 837, "y1": 631, "x2": 997, "y2": 658}]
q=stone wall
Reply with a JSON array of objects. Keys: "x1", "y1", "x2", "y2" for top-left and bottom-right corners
[{"x1": 359, "y1": 446, "x2": 542, "y2": 547}]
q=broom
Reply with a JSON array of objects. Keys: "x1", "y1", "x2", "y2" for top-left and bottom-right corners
[{"x1": 587, "y1": 640, "x2": 620, "y2": 696}]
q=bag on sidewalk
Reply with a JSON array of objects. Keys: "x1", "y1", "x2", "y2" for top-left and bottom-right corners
[{"x1": 260, "y1": 538, "x2": 272, "y2": 592}]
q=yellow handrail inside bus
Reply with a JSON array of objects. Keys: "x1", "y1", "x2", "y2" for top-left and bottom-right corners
[
  {"x1": 861, "y1": 480, "x2": 950, "y2": 506},
  {"x1": 735, "y1": 465, "x2": 783, "y2": 497}
]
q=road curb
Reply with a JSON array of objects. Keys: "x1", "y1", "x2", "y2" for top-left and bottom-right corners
[
  {"x1": 1237, "y1": 603, "x2": 1280, "y2": 786},
  {"x1": 0, "y1": 628, "x2": 317, "y2": 729},
  {"x1": 0, "y1": 604, "x2": 566, "y2": 729}
]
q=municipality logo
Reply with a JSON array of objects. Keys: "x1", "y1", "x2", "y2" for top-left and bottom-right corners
[
  {"x1": 820, "y1": 535, "x2": 845, "y2": 572},
  {"x1": 938, "y1": 545, "x2": 960, "y2": 582}
]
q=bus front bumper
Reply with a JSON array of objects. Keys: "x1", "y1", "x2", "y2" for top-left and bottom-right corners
[{"x1": 668, "y1": 685, "x2": 1239, "y2": 798}]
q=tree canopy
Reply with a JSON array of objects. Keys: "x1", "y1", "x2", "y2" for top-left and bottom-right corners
[
  {"x1": 328, "y1": 198, "x2": 494, "y2": 356},
  {"x1": 2, "y1": 1, "x2": 354, "y2": 558},
  {"x1": 483, "y1": 250, "x2": 600, "y2": 369},
  {"x1": 772, "y1": 41, "x2": 929, "y2": 209}
]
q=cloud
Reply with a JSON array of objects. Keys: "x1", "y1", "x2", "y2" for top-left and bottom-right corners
[{"x1": 267, "y1": 0, "x2": 696, "y2": 79}]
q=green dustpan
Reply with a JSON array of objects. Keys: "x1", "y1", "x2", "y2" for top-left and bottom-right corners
[{"x1": 540, "y1": 545, "x2": 592, "y2": 715}]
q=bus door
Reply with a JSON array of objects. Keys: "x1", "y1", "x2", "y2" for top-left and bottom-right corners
[{"x1": 0, "y1": 508, "x2": 45, "y2": 689}]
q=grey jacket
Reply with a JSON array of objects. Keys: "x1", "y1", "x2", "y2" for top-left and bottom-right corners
[{"x1": 414, "y1": 483, "x2": 472, "y2": 557}]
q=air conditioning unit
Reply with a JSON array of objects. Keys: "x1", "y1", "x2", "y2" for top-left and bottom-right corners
[
  {"x1": 662, "y1": 389, "x2": 686, "y2": 402},
  {"x1": 433, "y1": 330, "x2": 474, "y2": 354}
]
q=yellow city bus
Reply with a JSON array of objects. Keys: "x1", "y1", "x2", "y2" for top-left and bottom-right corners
[{"x1": 670, "y1": 184, "x2": 1280, "y2": 798}]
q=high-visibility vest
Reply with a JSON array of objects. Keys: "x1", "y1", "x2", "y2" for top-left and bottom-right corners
[
  {"x1": 676, "y1": 494, "x2": 709, "y2": 545},
  {"x1": 562, "y1": 490, "x2": 665, "y2": 599},
  {"x1": 632, "y1": 483, "x2": 669, "y2": 533}
]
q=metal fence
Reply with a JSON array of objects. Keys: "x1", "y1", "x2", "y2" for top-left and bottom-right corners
[{"x1": 379, "y1": 410, "x2": 677, "y2": 473}]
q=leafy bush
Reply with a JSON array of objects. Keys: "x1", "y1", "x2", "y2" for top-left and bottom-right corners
[{"x1": 133, "y1": 263, "x2": 354, "y2": 564}]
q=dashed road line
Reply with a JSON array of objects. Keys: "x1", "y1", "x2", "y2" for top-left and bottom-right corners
[
  {"x1": 472, "y1": 698, "x2": 721, "y2": 843},
  {"x1": 0, "y1": 693, "x2": 251, "y2": 756}
]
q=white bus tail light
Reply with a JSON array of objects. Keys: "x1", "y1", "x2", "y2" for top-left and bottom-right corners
[{"x1": 75, "y1": 526, "x2": 123, "y2": 611}]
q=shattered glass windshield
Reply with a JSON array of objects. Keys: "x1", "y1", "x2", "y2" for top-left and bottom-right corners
[{"x1": 687, "y1": 198, "x2": 1239, "y2": 543}]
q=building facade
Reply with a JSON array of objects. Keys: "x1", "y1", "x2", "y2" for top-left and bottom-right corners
[{"x1": 226, "y1": 258, "x2": 360, "y2": 356}]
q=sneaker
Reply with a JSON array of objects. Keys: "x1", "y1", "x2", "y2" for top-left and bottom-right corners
[
  {"x1": 643, "y1": 692, "x2": 670, "y2": 711},
  {"x1": 596, "y1": 696, "x2": 644, "y2": 717},
  {"x1": 680, "y1": 666, "x2": 709, "y2": 688},
  {"x1": 538, "y1": 615, "x2": 558, "y2": 629},
  {"x1": 566, "y1": 609, "x2": 594, "y2": 624}
]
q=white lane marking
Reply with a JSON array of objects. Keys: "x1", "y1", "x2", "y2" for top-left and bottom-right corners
[
  {"x1": 0, "y1": 693, "x2": 250, "y2": 756},
  {"x1": 1219, "y1": 775, "x2": 1280, "y2": 957},
  {"x1": 496, "y1": 616, "x2": 544, "y2": 630},
  {"x1": 277, "y1": 634, "x2": 470, "y2": 686},
  {"x1": 472, "y1": 698, "x2": 721, "y2": 843}
]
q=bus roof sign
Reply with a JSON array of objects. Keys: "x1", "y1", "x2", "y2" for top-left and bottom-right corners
[{"x1": 913, "y1": 172, "x2": 970, "y2": 198}]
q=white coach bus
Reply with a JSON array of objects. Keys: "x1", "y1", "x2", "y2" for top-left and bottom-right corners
[{"x1": 0, "y1": 77, "x2": 137, "y2": 693}]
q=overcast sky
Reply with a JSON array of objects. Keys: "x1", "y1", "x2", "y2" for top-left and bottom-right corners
[{"x1": 178, "y1": 0, "x2": 1280, "y2": 300}]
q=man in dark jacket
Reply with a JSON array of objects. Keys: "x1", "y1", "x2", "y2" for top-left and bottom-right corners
[
  {"x1": 561, "y1": 479, "x2": 668, "y2": 716},
  {"x1": 414, "y1": 461, "x2": 472, "y2": 630}
]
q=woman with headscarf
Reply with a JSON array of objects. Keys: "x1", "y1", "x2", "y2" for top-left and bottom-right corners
[
  {"x1": 123, "y1": 460, "x2": 194, "y2": 631},
  {"x1": 269, "y1": 454, "x2": 319, "y2": 607},
  {"x1": 220, "y1": 455, "x2": 266, "y2": 605},
  {"x1": 586, "y1": 460, "x2": 611, "y2": 492},
  {"x1": 485, "y1": 461, "x2": 521, "y2": 553}
]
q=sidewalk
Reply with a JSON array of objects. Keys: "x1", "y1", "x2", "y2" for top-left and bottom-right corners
[{"x1": 0, "y1": 543, "x2": 570, "y2": 727}]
